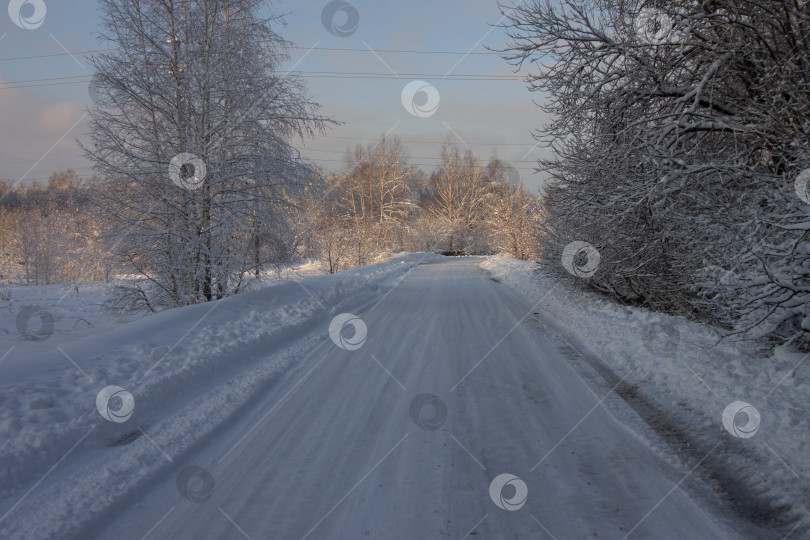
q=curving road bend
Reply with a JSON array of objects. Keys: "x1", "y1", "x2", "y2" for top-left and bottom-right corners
[{"x1": 88, "y1": 258, "x2": 773, "y2": 539}]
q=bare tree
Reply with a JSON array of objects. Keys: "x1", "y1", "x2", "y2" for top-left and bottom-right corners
[
  {"x1": 503, "y1": 0, "x2": 810, "y2": 346},
  {"x1": 84, "y1": 0, "x2": 331, "y2": 310},
  {"x1": 0, "y1": 173, "x2": 107, "y2": 285},
  {"x1": 486, "y1": 159, "x2": 541, "y2": 260},
  {"x1": 340, "y1": 136, "x2": 415, "y2": 262},
  {"x1": 423, "y1": 138, "x2": 490, "y2": 253}
]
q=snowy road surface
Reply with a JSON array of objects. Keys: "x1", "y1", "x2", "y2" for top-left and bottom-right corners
[{"x1": 8, "y1": 259, "x2": 776, "y2": 539}]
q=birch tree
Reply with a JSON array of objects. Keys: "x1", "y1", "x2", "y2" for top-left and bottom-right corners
[
  {"x1": 423, "y1": 139, "x2": 490, "y2": 253},
  {"x1": 486, "y1": 159, "x2": 541, "y2": 260},
  {"x1": 339, "y1": 136, "x2": 414, "y2": 262},
  {"x1": 84, "y1": 0, "x2": 330, "y2": 309}
]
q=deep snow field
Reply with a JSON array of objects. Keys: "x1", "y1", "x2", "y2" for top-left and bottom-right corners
[{"x1": 0, "y1": 253, "x2": 806, "y2": 539}]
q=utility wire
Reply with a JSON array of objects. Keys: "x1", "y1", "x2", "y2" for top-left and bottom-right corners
[
  {"x1": 1, "y1": 70, "x2": 519, "y2": 85},
  {"x1": 302, "y1": 147, "x2": 538, "y2": 161},
  {"x1": 0, "y1": 73, "x2": 522, "y2": 92},
  {"x1": 3, "y1": 149, "x2": 539, "y2": 167},
  {"x1": 289, "y1": 46, "x2": 501, "y2": 56},
  {"x1": 313, "y1": 135, "x2": 537, "y2": 146},
  {"x1": 0, "y1": 45, "x2": 501, "y2": 63}
]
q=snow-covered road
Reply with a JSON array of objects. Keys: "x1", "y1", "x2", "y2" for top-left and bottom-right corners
[{"x1": 81, "y1": 258, "x2": 771, "y2": 539}]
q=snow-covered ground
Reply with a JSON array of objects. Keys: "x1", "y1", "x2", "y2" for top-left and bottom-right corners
[
  {"x1": 0, "y1": 254, "x2": 804, "y2": 539},
  {"x1": 481, "y1": 254, "x2": 810, "y2": 536},
  {"x1": 0, "y1": 255, "x2": 420, "y2": 535},
  {"x1": 0, "y1": 260, "x2": 326, "y2": 382}
]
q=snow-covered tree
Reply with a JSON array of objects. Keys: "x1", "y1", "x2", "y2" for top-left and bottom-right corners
[
  {"x1": 0, "y1": 173, "x2": 107, "y2": 285},
  {"x1": 485, "y1": 160, "x2": 541, "y2": 260},
  {"x1": 422, "y1": 139, "x2": 490, "y2": 253},
  {"x1": 84, "y1": 0, "x2": 330, "y2": 309},
  {"x1": 503, "y1": 0, "x2": 810, "y2": 347},
  {"x1": 340, "y1": 136, "x2": 415, "y2": 263}
]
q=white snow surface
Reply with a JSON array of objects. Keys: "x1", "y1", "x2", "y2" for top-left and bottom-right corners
[
  {"x1": 0, "y1": 254, "x2": 802, "y2": 539},
  {"x1": 481, "y1": 254, "x2": 810, "y2": 534},
  {"x1": 0, "y1": 254, "x2": 431, "y2": 536}
]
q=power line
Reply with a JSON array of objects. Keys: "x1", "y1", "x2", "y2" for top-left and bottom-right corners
[
  {"x1": 0, "y1": 74, "x2": 92, "y2": 85},
  {"x1": 2, "y1": 158, "x2": 536, "y2": 176},
  {"x1": 303, "y1": 157, "x2": 537, "y2": 170},
  {"x1": 302, "y1": 147, "x2": 538, "y2": 162},
  {"x1": 1, "y1": 71, "x2": 519, "y2": 86},
  {"x1": 0, "y1": 155, "x2": 90, "y2": 165},
  {"x1": 297, "y1": 75, "x2": 518, "y2": 80},
  {"x1": 0, "y1": 73, "x2": 522, "y2": 92},
  {"x1": 314, "y1": 135, "x2": 538, "y2": 147},
  {"x1": 1, "y1": 166, "x2": 93, "y2": 178},
  {"x1": 0, "y1": 45, "x2": 501, "y2": 64},
  {"x1": 2, "y1": 150, "x2": 538, "y2": 167},
  {"x1": 295, "y1": 70, "x2": 517, "y2": 78},
  {"x1": 0, "y1": 80, "x2": 93, "y2": 90},
  {"x1": 1, "y1": 143, "x2": 539, "y2": 167},
  {"x1": 290, "y1": 46, "x2": 501, "y2": 56},
  {"x1": 0, "y1": 48, "x2": 108, "y2": 62}
]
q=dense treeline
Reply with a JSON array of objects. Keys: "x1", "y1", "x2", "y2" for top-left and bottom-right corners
[
  {"x1": 7, "y1": 0, "x2": 804, "y2": 353},
  {"x1": 0, "y1": 171, "x2": 110, "y2": 285},
  {"x1": 0, "y1": 0, "x2": 541, "y2": 315},
  {"x1": 301, "y1": 136, "x2": 541, "y2": 274},
  {"x1": 504, "y1": 0, "x2": 810, "y2": 349},
  {"x1": 0, "y1": 138, "x2": 541, "y2": 291}
]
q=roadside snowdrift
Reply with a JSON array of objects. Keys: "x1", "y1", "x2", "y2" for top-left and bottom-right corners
[
  {"x1": 481, "y1": 254, "x2": 810, "y2": 534},
  {"x1": 0, "y1": 253, "x2": 438, "y2": 539}
]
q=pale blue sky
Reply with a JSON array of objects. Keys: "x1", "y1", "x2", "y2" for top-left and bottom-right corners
[{"x1": 0, "y1": 0, "x2": 549, "y2": 190}]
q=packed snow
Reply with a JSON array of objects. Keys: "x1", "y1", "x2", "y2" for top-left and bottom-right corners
[
  {"x1": 0, "y1": 254, "x2": 805, "y2": 539},
  {"x1": 481, "y1": 254, "x2": 810, "y2": 534},
  {"x1": 0, "y1": 254, "x2": 434, "y2": 537}
]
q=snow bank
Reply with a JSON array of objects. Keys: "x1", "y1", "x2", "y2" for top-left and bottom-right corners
[
  {"x1": 0, "y1": 253, "x2": 439, "y2": 539},
  {"x1": 481, "y1": 254, "x2": 810, "y2": 533}
]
